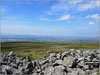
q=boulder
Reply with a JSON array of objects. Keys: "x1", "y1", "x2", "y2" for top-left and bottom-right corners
[
  {"x1": 43, "y1": 66, "x2": 54, "y2": 75},
  {"x1": 2, "y1": 65, "x2": 13, "y2": 74},
  {"x1": 54, "y1": 65, "x2": 67, "y2": 75},
  {"x1": 53, "y1": 60, "x2": 63, "y2": 65},
  {"x1": 61, "y1": 52, "x2": 69, "y2": 60},
  {"x1": 8, "y1": 51, "x2": 16, "y2": 57},
  {"x1": 70, "y1": 58, "x2": 78, "y2": 68},
  {"x1": 47, "y1": 51, "x2": 51, "y2": 54},
  {"x1": 57, "y1": 53, "x2": 61, "y2": 59}
]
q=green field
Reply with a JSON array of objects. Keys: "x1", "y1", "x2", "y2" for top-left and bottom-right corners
[{"x1": 1, "y1": 42, "x2": 99, "y2": 60}]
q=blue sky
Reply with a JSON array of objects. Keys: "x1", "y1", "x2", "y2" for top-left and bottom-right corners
[{"x1": 1, "y1": 0, "x2": 99, "y2": 37}]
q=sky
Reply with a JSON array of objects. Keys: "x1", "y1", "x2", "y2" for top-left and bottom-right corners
[{"x1": 1, "y1": 0, "x2": 99, "y2": 37}]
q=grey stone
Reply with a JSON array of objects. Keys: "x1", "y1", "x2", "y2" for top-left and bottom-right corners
[
  {"x1": 61, "y1": 52, "x2": 69, "y2": 60},
  {"x1": 53, "y1": 65, "x2": 67, "y2": 75},
  {"x1": 53, "y1": 60, "x2": 63, "y2": 65},
  {"x1": 39, "y1": 59, "x2": 49, "y2": 66},
  {"x1": 11, "y1": 63, "x2": 18, "y2": 69},
  {"x1": 70, "y1": 58, "x2": 78, "y2": 68},
  {"x1": 47, "y1": 51, "x2": 51, "y2": 54},
  {"x1": 44, "y1": 66, "x2": 54, "y2": 75},
  {"x1": 2, "y1": 65, "x2": 13, "y2": 74},
  {"x1": 0, "y1": 50, "x2": 100, "y2": 75}
]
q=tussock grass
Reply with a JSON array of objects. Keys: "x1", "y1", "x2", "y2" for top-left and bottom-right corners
[{"x1": 1, "y1": 42, "x2": 99, "y2": 60}]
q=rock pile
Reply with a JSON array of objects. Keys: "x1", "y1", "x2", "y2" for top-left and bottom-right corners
[{"x1": 0, "y1": 49, "x2": 100, "y2": 75}]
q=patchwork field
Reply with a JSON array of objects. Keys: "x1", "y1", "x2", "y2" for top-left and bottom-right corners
[{"x1": 1, "y1": 42, "x2": 99, "y2": 60}]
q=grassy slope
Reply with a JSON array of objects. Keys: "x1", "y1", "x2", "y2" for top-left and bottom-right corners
[{"x1": 1, "y1": 42, "x2": 99, "y2": 60}]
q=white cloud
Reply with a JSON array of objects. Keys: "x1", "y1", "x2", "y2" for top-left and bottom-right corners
[
  {"x1": 69, "y1": 0, "x2": 83, "y2": 4},
  {"x1": 46, "y1": 2, "x2": 68, "y2": 15},
  {"x1": 40, "y1": 17, "x2": 49, "y2": 21},
  {"x1": 46, "y1": 0, "x2": 99, "y2": 22},
  {"x1": 96, "y1": 1, "x2": 99, "y2": 6},
  {"x1": 78, "y1": 1, "x2": 99, "y2": 11},
  {"x1": 57, "y1": 14, "x2": 71, "y2": 20},
  {"x1": 40, "y1": 14, "x2": 71, "y2": 21},
  {"x1": 47, "y1": 1, "x2": 99, "y2": 16},
  {"x1": 86, "y1": 14, "x2": 99, "y2": 21},
  {"x1": 88, "y1": 21, "x2": 95, "y2": 25},
  {"x1": 40, "y1": 17, "x2": 56, "y2": 21}
]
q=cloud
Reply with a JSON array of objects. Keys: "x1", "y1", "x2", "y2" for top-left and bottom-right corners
[
  {"x1": 45, "y1": 0, "x2": 99, "y2": 23},
  {"x1": 78, "y1": 1, "x2": 99, "y2": 11},
  {"x1": 86, "y1": 14, "x2": 99, "y2": 21},
  {"x1": 57, "y1": 14, "x2": 71, "y2": 20},
  {"x1": 47, "y1": 1, "x2": 99, "y2": 16},
  {"x1": 88, "y1": 21, "x2": 95, "y2": 25},
  {"x1": 40, "y1": 14, "x2": 71, "y2": 21},
  {"x1": 40, "y1": 17, "x2": 56, "y2": 21},
  {"x1": 40, "y1": 17, "x2": 49, "y2": 21},
  {"x1": 46, "y1": 2, "x2": 68, "y2": 15},
  {"x1": 69, "y1": 0, "x2": 83, "y2": 4}
]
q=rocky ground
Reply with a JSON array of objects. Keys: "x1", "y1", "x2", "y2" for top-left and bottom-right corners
[{"x1": 0, "y1": 49, "x2": 100, "y2": 75}]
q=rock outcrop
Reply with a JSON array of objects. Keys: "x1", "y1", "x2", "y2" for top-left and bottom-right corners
[{"x1": 0, "y1": 49, "x2": 100, "y2": 75}]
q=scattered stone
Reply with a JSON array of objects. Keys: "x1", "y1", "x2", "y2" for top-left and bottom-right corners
[
  {"x1": 0, "y1": 50, "x2": 100, "y2": 75},
  {"x1": 47, "y1": 51, "x2": 51, "y2": 54}
]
